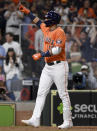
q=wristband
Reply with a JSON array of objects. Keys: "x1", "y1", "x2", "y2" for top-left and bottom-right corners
[
  {"x1": 28, "y1": 12, "x2": 36, "y2": 21},
  {"x1": 29, "y1": 12, "x2": 42, "y2": 28},
  {"x1": 41, "y1": 51, "x2": 51, "y2": 57}
]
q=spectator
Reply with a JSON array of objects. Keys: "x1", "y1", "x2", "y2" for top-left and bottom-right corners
[
  {"x1": 22, "y1": 17, "x2": 32, "y2": 41},
  {"x1": 68, "y1": 41, "x2": 84, "y2": 74},
  {"x1": 65, "y1": 32, "x2": 73, "y2": 57},
  {"x1": 4, "y1": 48, "x2": 24, "y2": 100},
  {"x1": 34, "y1": 29, "x2": 44, "y2": 75},
  {"x1": 21, "y1": 2, "x2": 37, "y2": 41},
  {"x1": 88, "y1": 59, "x2": 97, "y2": 89},
  {"x1": 25, "y1": 26, "x2": 37, "y2": 50},
  {"x1": 54, "y1": 0, "x2": 69, "y2": 24},
  {"x1": 36, "y1": 0, "x2": 49, "y2": 20},
  {"x1": 30, "y1": 3, "x2": 37, "y2": 16},
  {"x1": 24, "y1": 26, "x2": 38, "y2": 77},
  {"x1": 73, "y1": 65, "x2": 89, "y2": 90},
  {"x1": 34, "y1": 29, "x2": 44, "y2": 52},
  {"x1": 0, "y1": 32, "x2": 5, "y2": 45},
  {"x1": 0, "y1": 65, "x2": 11, "y2": 101},
  {"x1": 0, "y1": 66, "x2": 5, "y2": 85},
  {"x1": 68, "y1": 2, "x2": 78, "y2": 23},
  {"x1": 88, "y1": 20, "x2": 97, "y2": 50},
  {"x1": 64, "y1": 26, "x2": 72, "y2": 33},
  {"x1": 0, "y1": 0, "x2": 9, "y2": 36},
  {"x1": 72, "y1": 20, "x2": 96, "y2": 62},
  {"x1": 0, "y1": 42, "x2": 6, "y2": 68},
  {"x1": 69, "y1": 42, "x2": 81, "y2": 62},
  {"x1": 93, "y1": 36, "x2": 97, "y2": 50},
  {"x1": 54, "y1": 2, "x2": 64, "y2": 15},
  {"x1": 74, "y1": 0, "x2": 83, "y2": 10},
  {"x1": 3, "y1": 32, "x2": 23, "y2": 58},
  {"x1": 4, "y1": 3, "x2": 24, "y2": 41},
  {"x1": 76, "y1": 31, "x2": 94, "y2": 62},
  {"x1": 92, "y1": 2, "x2": 97, "y2": 19},
  {"x1": 78, "y1": 0, "x2": 96, "y2": 23},
  {"x1": 93, "y1": 68, "x2": 97, "y2": 87}
]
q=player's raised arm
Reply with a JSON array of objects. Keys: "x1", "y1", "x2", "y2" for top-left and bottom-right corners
[
  {"x1": 19, "y1": 5, "x2": 63, "y2": 61},
  {"x1": 19, "y1": 4, "x2": 42, "y2": 28}
]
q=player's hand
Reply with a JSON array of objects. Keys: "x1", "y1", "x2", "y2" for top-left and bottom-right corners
[
  {"x1": 32, "y1": 53, "x2": 42, "y2": 61},
  {"x1": 19, "y1": 4, "x2": 30, "y2": 14}
]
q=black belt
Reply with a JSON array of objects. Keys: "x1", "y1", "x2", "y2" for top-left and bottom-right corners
[{"x1": 47, "y1": 61, "x2": 61, "y2": 66}]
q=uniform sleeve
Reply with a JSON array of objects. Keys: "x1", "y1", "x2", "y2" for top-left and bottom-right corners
[
  {"x1": 3, "y1": 61, "x2": 12, "y2": 73},
  {"x1": 55, "y1": 30, "x2": 66, "y2": 48},
  {"x1": 40, "y1": 23, "x2": 49, "y2": 34}
]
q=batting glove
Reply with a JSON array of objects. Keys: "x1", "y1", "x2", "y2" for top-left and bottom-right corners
[
  {"x1": 19, "y1": 4, "x2": 30, "y2": 14},
  {"x1": 32, "y1": 53, "x2": 42, "y2": 61}
]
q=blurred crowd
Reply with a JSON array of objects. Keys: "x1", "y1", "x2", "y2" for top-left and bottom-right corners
[{"x1": 0, "y1": 0, "x2": 97, "y2": 101}]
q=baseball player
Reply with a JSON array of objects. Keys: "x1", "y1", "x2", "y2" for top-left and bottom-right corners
[{"x1": 19, "y1": 4, "x2": 73, "y2": 129}]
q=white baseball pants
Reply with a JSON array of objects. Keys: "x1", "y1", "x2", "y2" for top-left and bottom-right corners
[{"x1": 32, "y1": 61, "x2": 72, "y2": 122}]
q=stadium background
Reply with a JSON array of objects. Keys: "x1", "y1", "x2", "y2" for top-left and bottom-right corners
[{"x1": 0, "y1": 0, "x2": 97, "y2": 130}]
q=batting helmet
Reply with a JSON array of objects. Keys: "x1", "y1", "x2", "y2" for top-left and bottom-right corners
[{"x1": 44, "y1": 10, "x2": 61, "y2": 27}]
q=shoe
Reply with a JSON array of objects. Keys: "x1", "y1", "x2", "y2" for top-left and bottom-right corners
[
  {"x1": 21, "y1": 118, "x2": 40, "y2": 127},
  {"x1": 58, "y1": 121, "x2": 73, "y2": 129}
]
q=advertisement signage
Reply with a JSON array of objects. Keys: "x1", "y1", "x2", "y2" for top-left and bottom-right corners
[{"x1": 41, "y1": 90, "x2": 97, "y2": 126}]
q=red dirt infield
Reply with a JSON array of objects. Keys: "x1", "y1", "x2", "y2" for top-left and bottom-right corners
[{"x1": 0, "y1": 126, "x2": 97, "y2": 131}]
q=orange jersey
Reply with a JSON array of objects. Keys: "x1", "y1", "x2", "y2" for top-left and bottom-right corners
[
  {"x1": 40, "y1": 23, "x2": 66, "y2": 63},
  {"x1": 78, "y1": 8, "x2": 96, "y2": 18}
]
